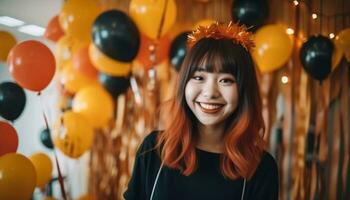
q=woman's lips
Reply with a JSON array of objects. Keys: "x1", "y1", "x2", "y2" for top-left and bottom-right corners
[{"x1": 197, "y1": 102, "x2": 224, "y2": 114}]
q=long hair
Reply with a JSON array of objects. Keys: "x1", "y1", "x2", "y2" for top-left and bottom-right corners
[{"x1": 156, "y1": 38, "x2": 265, "y2": 179}]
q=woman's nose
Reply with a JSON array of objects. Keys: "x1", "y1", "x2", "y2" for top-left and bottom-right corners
[{"x1": 202, "y1": 81, "x2": 220, "y2": 99}]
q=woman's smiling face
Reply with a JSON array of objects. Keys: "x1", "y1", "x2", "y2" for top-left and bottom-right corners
[{"x1": 185, "y1": 69, "x2": 239, "y2": 128}]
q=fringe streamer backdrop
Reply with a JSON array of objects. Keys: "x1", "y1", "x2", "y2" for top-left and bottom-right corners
[{"x1": 83, "y1": 0, "x2": 350, "y2": 199}]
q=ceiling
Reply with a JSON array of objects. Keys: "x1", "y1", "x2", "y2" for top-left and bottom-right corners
[{"x1": 0, "y1": 0, "x2": 63, "y2": 41}]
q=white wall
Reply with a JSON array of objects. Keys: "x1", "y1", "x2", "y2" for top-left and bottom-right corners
[{"x1": 0, "y1": 0, "x2": 90, "y2": 199}]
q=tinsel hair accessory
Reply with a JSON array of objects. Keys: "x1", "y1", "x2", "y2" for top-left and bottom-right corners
[{"x1": 187, "y1": 21, "x2": 255, "y2": 51}]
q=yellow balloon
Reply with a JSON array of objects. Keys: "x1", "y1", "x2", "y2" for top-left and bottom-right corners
[
  {"x1": 253, "y1": 24, "x2": 293, "y2": 73},
  {"x1": 130, "y1": 0, "x2": 177, "y2": 39},
  {"x1": 0, "y1": 153, "x2": 36, "y2": 200},
  {"x1": 53, "y1": 111, "x2": 94, "y2": 158},
  {"x1": 59, "y1": 0, "x2": 102, "y2": 44},
  {"x1": 56, "y1": 35, "x2": 86, "y2": 70},
  {"x1": 73, "y1": 85, "x2": 114, "y2": 128},
  {"x1": 332, "y1": 38, "x2": 344, "y2": 70},
  {"x1": 336, "y1": 28, "x2": 350, "y2": 62},
  {"x1": 89, "y1": 43, "x2": 131, "y2": 76},
  {"x1": 29, "y1": 153, "x2": 53, "y2": 187},
  {"x1": 60, "y1": 62, "x2": 98, "y2": 94},
  {"x1": 193, "y1": 19, "x2": 215, "y2": 29},
  {"x1": 0, "y1": 31, "x2": 17, "y2": 62}
]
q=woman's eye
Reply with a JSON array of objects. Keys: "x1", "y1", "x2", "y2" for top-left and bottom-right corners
[
  {"x1": 192, "y1": 76, "x2": 203, "y2": 81},
  {"x1": 220, "y1": 78, "x2": 235, "y2": 84}
]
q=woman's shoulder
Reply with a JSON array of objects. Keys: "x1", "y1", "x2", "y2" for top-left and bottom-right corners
[
  {"x1": 251, "y1": 151, "x2": 278, "y2": 180},
  {"x1": 260, "y1": 151, "x2": 278, "y2": 169},
  {"x1": 136, "y1": 130, "x2": 160, "y2": 156}
]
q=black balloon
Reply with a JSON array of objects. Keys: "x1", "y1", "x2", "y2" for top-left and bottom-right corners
[
  {"x1": 169, "y1": 31, "x2": 190, "y2": 72},
  {"x1": 231, "y1": 0, "x2": 269, "y2": 31},
  {"x1": 40, "y1": 128, "x2": 54, "y2": 149},
  {"x1": 300, "y1": 35, "x2": 333, "y2": 81},
  {"x1": 92, "y1": 10, "x2": 140, "y2": 62},
  {"x1": 0, "y1": 82, "x2": 26, "y2": 121},
  {"x1": 99, "y1": 73, "x2": 130, "y2": 98}
]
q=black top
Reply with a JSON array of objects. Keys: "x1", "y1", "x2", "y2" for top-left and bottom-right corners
[{"x1": 124, "y1": 131, "x2": 279, "y2": 200}]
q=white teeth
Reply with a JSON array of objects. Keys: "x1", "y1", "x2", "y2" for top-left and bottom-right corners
[{"x1": 199, "y1": 103, "x2": 222, "y2": 110}]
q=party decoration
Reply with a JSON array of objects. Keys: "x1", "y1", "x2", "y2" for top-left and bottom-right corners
[
  {"x1": 0, "y1": 121, "x2": 18, "y2": 157},
  {"x1": 92, "y1": 10, "x2": 140, "y2": 62},
  {"x1": 55, "y1": 35, "x2": 85, "y2": 70},
  {"x1": 0, "y1": 31, "x2": 17, "y2": 62},
  {"x1": 332, "y1": 38, "x2": 343, "y2": 70},
  {"x1": 60, "y1": 62, "x2": 98, "y2": 94},
  {"x1": 169, "y1": 31, "x2": 190, "y2": 72},
  {"x1": 231, "y1": 0, "x2": 269, "y2": 31},
  {"x1": 59, "y1": 0, "x2": 102, "y2": 44},
  {"x1": 53, "y1": 111, "x2": 93, "y2": 158},
  {"x1": 0, "y1": 153, "x2": 36, "y2": 200},
  {"x1": 78, "y1": 194, "x2": 97, "y2": 200},
  {"x1": 130, "y1": 0, "x2": 177, "y2": 39},
  {"x1": 40, "y1": 128, "x2": 54, "y2": 149},
  {"x1": 193, "y1": 19, "x2": 215, "y2": 29},
  {"x1": 136, "y1": 34, "x2": 171, "y2": 69},
  {"x1": 73, "y1": 47, "x2": 98, "y2": 79},
  {"x1": 7, "y1": 40, "x2": 56, "y2": 92},
  {"x1": 99, "y1": 73, "x2": 130, "y2": 98},
  {"x1": 335, "y1": 28, "x2": 350, "y2": 61},
  {"x1": 252, "y1": 24, "x2": 293, "y2": 73},
  {"x1": 29, "y1": 153, "x2": 53, "y2": 187},
  {"x1": 44, "y1": 15, "x2": 64, "y2": 42},
  {"x1": 58, "y1": 94, "x2": 74, "y2": 113},
  {"x1": 300, "y1": 35, "x2": 333, "y2": 81},
  {"x1": 73, "y1": 86, "x2": 114, "y2": 128},
  {"x1": 43, "y1": 197, "x2": 57, "y2": 200},
  {"x1": 0, "y1": 82, "x2": 26, "y2": 121},
  {"x1": 89, "y1": 43, "x2": 131, "y2": 76},
  {"x1": 188, "y1": 22, "x2": 255, "y2": 51}
]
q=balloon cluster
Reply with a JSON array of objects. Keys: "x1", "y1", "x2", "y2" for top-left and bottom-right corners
[{"x1": 0, "y1": 121, "x2": 53, "y2": 199}]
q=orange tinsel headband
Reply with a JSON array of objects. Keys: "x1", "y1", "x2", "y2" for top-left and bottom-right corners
[{"x1": 187, "y1": 21, "x2": 255, "y2": 51}]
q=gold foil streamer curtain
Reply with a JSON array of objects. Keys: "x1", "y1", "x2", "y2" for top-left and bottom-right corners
[{"x1": 87, "y1": 1, "x2": 350, "y2": 200}]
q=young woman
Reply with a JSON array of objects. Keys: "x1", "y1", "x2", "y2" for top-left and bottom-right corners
[{"x1": 124, "y1": 22, "x2": 279, "y2": 200}]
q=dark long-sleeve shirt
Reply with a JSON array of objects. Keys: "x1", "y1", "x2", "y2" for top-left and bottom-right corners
[{"x1": 124, "y1": 131, "x2": 279, "y2": 200}]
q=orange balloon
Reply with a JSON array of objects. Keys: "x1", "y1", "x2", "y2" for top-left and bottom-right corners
[
  {"x1": 7, "y1": 40, "x2": 56, "y2": 92},
  {"x1": 73, "y1": 85, "x2": 114, "y2": 128},
  {"x1": 73, "y1": 46, "x2": 98, "y2": 79},
  {"x1": 129, "y1": 0, "x2": 177, "y2": 39},
  {"x1": 60, "y1": 62, "x2": 99, "y2": 94},
  {"x1": 136, "y1": 34, "x2": 170, "y2": 69},
  {"x1": 0, "y1": 153, "x2": 37, "y2": 200},
  {"x1": 52, "y1": 111, "x2": 94, "y2": 158},
  {"x1": 59, "y1": 0, "x2": 102, "y2": 44},
  {"x1": 253, "y1": 24, "x2": 293, "y2": 73},
  {"x1": 0, "y1": 31, "x2": 17, "y2": 62},
  {"x1": 44, "y1": 15, "x2": 65, "y2": 42},
  {"x1": 56, "y1": 35, "x2": 86, "y2": 71},
  {"x1": 29, "y1": 153, "x2": 53, "y2": 187},
  {"x1": 89, "y1": 43, "x2": 131, "y2": 76},
  {"x1": 0, "y1": 121, "x2": 18, "y2": 157}
]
